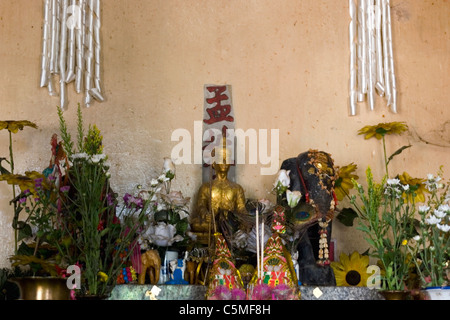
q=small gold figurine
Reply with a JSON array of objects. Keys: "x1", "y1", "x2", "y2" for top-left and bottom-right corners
[{"x1": 190, "y1": 138, "x2": 247, "y2": 245}]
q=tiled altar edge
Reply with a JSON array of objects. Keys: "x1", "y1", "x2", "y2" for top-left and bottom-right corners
[{"x1": 109, "y1": 284, "x2": 384, "y2": 300}]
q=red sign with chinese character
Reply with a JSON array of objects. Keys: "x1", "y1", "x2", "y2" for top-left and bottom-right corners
[{"x1": 202, "y1": 84, "x2": 235, "y2": 182}]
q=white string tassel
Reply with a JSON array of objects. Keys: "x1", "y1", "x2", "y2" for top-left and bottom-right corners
[
  {"x1": 65, "y1": 0, "x2": 77, "y2": 83},
  {"x1": 381, "y1": 0, "x2": 391, "y2": 104},
  {"x1": 84, "y1": 0, "x2": 95, "y2": 107},
  {"x1": 366, "y1": 0, "x2": 376, "y2": 111},
  {"x1": 40, "y1": 0, "x2": 52, "y2": 88},
  {"x1": 374, "y1": 0, "x2": 385, "y2": 96},
  {"x1": 89, "y1": 0, "x2": 104, "y2": 102},
  {"x1": 349, "y1": 0, "x2": 358, "y2": 116},
  {"x1": 386, "y1": 0, "x2": 397, "y2": 113},
  {"x1": 39, "y1": 0, "x2": 103, "y2": 109},
  {"x1": 357, "y1": 0, "x2": 367, "y2": 102},
  {"x1": 59, "y1": 0, "x2": 69, "y2": 110},
  {"x1": 75, "y1": 0, "x2": 85, "y2": 94}
]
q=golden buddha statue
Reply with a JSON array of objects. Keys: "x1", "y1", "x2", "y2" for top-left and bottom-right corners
[{"x1": 191, "y1": 139, "x2": 247, "y2": 245}]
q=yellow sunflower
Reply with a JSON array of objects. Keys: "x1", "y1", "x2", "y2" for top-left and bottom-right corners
[
  {"x1": 331, "y1": 251, "x2": 370, "y2": 287},
  {"x1": 0, "y1": 120, "x2": 38, "y2": 133},
  {"x1": 397, "y1": 172, "x2": 427, "y2": 203},
  {"x1": 358, "y1": 121, "x2": 408, "y2": 140},
  {"x1": 335, "y1": 163, "x2": 359, "y2": 201}
]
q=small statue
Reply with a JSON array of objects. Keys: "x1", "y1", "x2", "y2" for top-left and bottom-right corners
[
  {"x1": 166, "y1": 259, "x2": 189, "y2": 285},
  {"x1": 138, "y1": 250, "x2": 161, "y2": 285},
  {"x1": 191, "y1": 138, "x2": 247, "y2": 245}
]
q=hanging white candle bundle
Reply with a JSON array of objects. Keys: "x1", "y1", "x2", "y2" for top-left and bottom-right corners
[
  {"x1": 349, "y1": 0, "x2": 358, "y2": 116},
  {"x1": 349, "y1": 0, "x2": 398, "y2": 115},
  {"x1": 39, "y1": 0, "x2": 104, "y2": 110}
]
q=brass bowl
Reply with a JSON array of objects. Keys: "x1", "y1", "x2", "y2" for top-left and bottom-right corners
[{"x1": 11, "y1": 276, "x2": 71, "y2": 300}]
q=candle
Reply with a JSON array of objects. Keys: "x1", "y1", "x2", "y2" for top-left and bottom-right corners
[
  {"x1": 256, "y1": 206, "x2": 260, "y2": 279},
  {"x1": 261, "y1": 220, "x2": 264, "y2": 279}
]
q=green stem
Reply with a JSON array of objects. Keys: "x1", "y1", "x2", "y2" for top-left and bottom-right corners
[
  {"x1": 382, "y1": 135, "x2": 389, "y2": 177},
  {"x1": 9, "y1": 131, "x2": 18, "y2": 254}
]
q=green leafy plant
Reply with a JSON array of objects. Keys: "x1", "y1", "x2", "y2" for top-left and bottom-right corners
[
  {"x1": 408, "y1": 168, "x2": 449, "y2": 288},
  {"x1": 54, "y1": 104, "x2": 149, "y2": 297},
  {"x1": 351, "y1": 167, "x2": 417, "y2": 290}
]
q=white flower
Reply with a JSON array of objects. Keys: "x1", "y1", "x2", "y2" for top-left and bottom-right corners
[
  {"x1": 90, "y1": 153, "x2": 106, "y2": 163},
  {"x1": 286, "y1": 190, "x2": 302, "y2": 208},
  {"x1": 425, "y1": 174, "x2": 442, "y2": 191},
  {"x1": 274, "y1": 169, "x2": 290, "y2": 189},
  {"x1": 147, "y1": 222, "x2": 183, "y2": 247},
  {"x1": 150, "y1": 178, "x2": 159, "y2": 187},
  {"x1": 413, "y1": 235, "x2": 421, "y2": 241},
  {"x1": 71, "y1": 152, "x2": 88, "y2": 160},
  {"x1": 418, "y1": 205, "x2": 430, "y2": 213},
  {"x1": 387, "y1": 178, "x2": 400, "y2": 186},
  {"x1": 438, "y1": 204, "x2": 450, "y2": 213},
  {"x1": 158, "y1": 174, "x2": 170, "y2": 183},
  {"x1": 163, "y1": 191, "x2": 190, "y2": 207},
  {"x1": 434, "y1": 209, "x2": 447, "y2": 219},
  {"x1": 178, "y1": 210, "x2": 189, "y2": 220},
  {"x1": 436, "y1": 224, "x2": 450, "y2": 232},
  {"x1": 156, "y1": 202, "x2": 167, "y2": 212},
  {"x1": 425, "y1": 215, "x2": 441, "y2": 225}
]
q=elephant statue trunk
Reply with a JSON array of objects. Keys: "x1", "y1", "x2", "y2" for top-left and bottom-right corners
[{"x1": 280, "y1": 149, "x2": 337, "y2": 286}]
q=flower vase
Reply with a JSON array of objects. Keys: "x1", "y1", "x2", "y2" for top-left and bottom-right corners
[
  {"x1": 11, "y1": 276, "x2": 71, "y2": 300},
  {"x1": 421, "y1": 286, "x2": 450, "y2": 300},
  {"x1": 379, "y1": 290, "x2": 411, "y2": 300}
]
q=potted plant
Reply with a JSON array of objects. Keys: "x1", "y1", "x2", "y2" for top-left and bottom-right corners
[
  {"x1": 53, "y1": 105, "x2": 150, "y2": 299},
  {"x1": 408, "y1": 169, "x2": 449, "y2": 299},
  {"x1": 347, "y1": 122, "x2": 422, "y2": 299},
  {"x1": 0, "y1": 120, "x2": 72, "y2": 300},
  {"x1": 351, "y1": 167, "x2": 417, "y2": 299}
]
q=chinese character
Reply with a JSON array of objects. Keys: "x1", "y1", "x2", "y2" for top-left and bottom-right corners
[{"x1": 204, "y1": 86, "x2": 234, "y2": 124}]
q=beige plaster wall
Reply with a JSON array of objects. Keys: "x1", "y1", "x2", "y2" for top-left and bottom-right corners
[{"x1": 0, "y1": 0, "x2": 449, "y2": 268}]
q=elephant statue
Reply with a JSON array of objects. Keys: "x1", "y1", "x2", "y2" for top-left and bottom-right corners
[
  {"x1": 280, "y1": 149, "x2": 337, "y2": 286},
  {"x1": 185, "y1": 260, "x2": 198, "y2": 285},
  {"x1": 138, "y1": 250, "x2": 161, "y2": 285}
]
